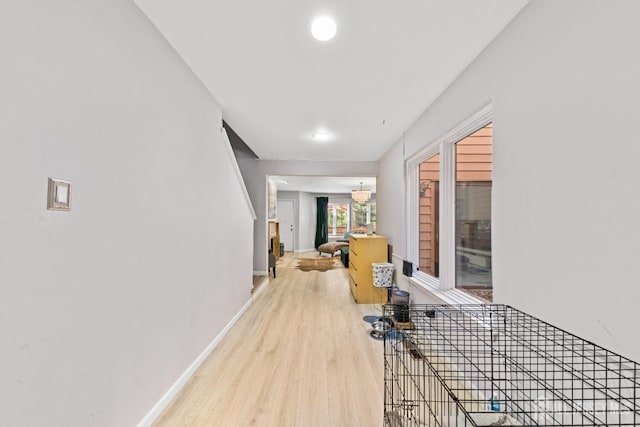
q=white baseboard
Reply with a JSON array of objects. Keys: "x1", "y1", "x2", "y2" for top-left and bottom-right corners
[
  {"x1": 252, "y1": 278, "x2": 271, "y2": 299},
  {"x1": 294, "y1": 249, "x2": 317, "y2": 253},
  {"x1": 137, "y1": 297, "x2": 253, "y2": 427},
  {"x1": 253, "y1": 270, "x2": 268, "y2": 276}
]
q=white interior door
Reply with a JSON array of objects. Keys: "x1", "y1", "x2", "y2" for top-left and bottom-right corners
[{"x1": 278, "y1": 200, "x2": 295, "y2": 252}]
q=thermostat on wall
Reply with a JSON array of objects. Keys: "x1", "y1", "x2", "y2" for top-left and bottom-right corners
[{"x1": 47, "y1": 177, "x2": 71, "y2": 211}]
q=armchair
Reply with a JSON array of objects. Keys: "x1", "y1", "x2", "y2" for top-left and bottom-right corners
[{"x1": 317, "y1": 232, "x2": 351, "y2": 260}]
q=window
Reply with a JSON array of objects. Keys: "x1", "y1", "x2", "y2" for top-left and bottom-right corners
[
  {"x1": 328, "y1": 201, "x2": 376, "y2": 236},
  {"x1": 406, "y1": 104, "x2": 493, "y2": 301},
  {"x1": 419, "y1": 154, "x2": 440, "y2": 278},
  {"x1": 455, "y1": 124, "x2": 492, "y2": 301},
  {"x1": 328, "y1": 203, "x2": 349, "y2": 236},
  {"x1": 351, "y1": 203, "x2": 376, "y2": 234}
]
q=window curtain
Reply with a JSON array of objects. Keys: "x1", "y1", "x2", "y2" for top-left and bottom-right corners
[{"x1": 315, "y1": 196, "x2": 329, "y2": 249}]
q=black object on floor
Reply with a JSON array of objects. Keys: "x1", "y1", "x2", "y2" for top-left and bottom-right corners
[
  {"x1": 268, "y1": 250, "x2": 276, "y2": 278},
  {"x1": 393, "y1": 306, "x2": 410, "y2": 323}
]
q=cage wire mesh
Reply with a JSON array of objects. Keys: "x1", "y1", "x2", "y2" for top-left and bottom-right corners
[{"x1": 383, "y1": 304, "x2": 640, "y2": 426}]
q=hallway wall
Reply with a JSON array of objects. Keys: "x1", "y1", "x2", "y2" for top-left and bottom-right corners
[
  {"x1": 0, "y1": 1, "x2": 254, "y2": 425},
  {"x1": 377, "y1": 0, "x2": 640, "y2": 362}
]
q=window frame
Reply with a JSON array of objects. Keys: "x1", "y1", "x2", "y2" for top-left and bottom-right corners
[
  {"x1": 405, "y1": 104, "x2": 493, "y2": 291},
  {"x1": 350, "y1": 202, "x2": 376, "y2": 234},
  {"x1": 328, "y1": 202, "x2": 350, "y2": 236},
  {"x1": 328, "y1": 200, "x2": 376, "y2": 237}
]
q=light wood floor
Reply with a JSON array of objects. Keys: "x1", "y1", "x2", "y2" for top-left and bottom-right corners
[{"x1": 154, "y1": 252, "x2": 385, "y2": 427}]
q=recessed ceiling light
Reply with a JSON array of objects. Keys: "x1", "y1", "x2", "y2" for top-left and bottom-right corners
[
  {"x1": 312, "y1": 131, "x2": 330, "y2": 142},
  {"x1": 310, "y1": 16, "x2": 337, "y2": 41}
]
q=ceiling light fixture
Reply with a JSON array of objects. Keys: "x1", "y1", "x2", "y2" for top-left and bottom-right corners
[
  {"x1": 352, "y1": 182, "x2": 371, "y2": 204},
  {"x1": 312, "y1": 131, "x2": 330, "y2": 142},
  {"x1": 310, "y1": 16, "x2": 337, "y2": 41}
]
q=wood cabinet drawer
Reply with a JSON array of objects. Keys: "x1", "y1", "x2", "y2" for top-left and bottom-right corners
[
  {"x1": 349, "y1": 248, "x2": 358, "y2": 264},
  {"x1": 346, "y1": 234, "x2": 388, "y2": 304},
  {"x1": 348, "y1": 275, "x2": 357, "y2": 301},
  {"x1": 349, "y1": 262, "x2": 363, "y2": 283},
  {"x1": 349, "y1": 236, "x2": 359, "y2": 254},
  {"x1": 348, "y1": 263, "x2": 356, "y2": 282}
]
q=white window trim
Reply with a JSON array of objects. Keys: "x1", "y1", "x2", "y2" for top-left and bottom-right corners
[
  {"x1": 408, "y1": 276, "x2": 491, "y2": 305},
  {"x1": 330, "y1": 204, "x2": 337, "y2": 236},
  {"x1": 405, "y1": 103, "x2": 494, "y2": 293}
]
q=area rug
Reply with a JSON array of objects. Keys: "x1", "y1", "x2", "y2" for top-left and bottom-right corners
[{"x1": 293, "y1": 257, "x2": 343, "y2": 272}]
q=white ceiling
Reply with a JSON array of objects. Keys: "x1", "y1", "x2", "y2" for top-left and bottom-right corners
[
  {"x1": 134, "y1": 0, "x2": 528, "y2": 161},
  {"x1": 270, "y1": 175, "x2": 375, "y2": 194}
]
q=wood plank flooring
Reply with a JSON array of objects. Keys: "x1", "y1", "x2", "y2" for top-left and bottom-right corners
[{"x1": 154, "y1": 252, "x2": 384, "y2": 427}]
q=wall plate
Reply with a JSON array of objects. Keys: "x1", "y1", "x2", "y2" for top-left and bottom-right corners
[{"x1": 47, "y1": 177, "x2": 71, "y2": 211}]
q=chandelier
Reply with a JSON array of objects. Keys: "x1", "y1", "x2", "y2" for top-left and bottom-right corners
[{"x1": 351, "y1": 182, "x2": 371, "y2": 203}]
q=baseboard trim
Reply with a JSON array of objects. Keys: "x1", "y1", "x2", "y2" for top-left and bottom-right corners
[
  {"x1": 137, "y1": 297, "x2": 253, "y2": 427},
  {"x1": 294, "y1": 249, "x2": 317, "y2": 253},
  {"x1": 253, "y1": 270, "x2": 268, "y2": 276},
  {"x1": 252, "y1": 278, "x2": 271, "y2": 299}
]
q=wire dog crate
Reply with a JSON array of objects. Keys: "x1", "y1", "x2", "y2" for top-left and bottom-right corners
[{"x1": 383, "y1": 304, "x2": 640, "y2": 426}]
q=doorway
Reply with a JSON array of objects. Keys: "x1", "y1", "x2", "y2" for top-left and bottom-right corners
[{"x1": 278, "y1": 199, "x2": 295, "y2": 252}]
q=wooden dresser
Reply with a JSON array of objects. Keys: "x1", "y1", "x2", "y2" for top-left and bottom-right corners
[{"x1": 348, "y1": 234, "x2": 389, "y2": 304}]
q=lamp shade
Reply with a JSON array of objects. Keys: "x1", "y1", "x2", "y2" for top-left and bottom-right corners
[
  {"x1": 372, "y1": 262, "x2": 394, "y2": 288},
  {"x1": 352, "y1": 182, "x2": 371, "y2": 203}
]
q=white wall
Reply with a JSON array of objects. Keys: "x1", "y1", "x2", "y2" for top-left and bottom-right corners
[
  {"x1": 237, "y1": 159, "x2": 379, "y2": 272},
  {"x1": 377, "y1": 0, "x2": 640, "y2": 362},
  {"x1": 0, "y1": 1, "x2": 254, "y2": 425},
  {"x1": 377, "y1": 140, "x2": 405, "y2": 254},
  {"x1": 298, "y1": 191, "x2": 316, "y2": 251}
]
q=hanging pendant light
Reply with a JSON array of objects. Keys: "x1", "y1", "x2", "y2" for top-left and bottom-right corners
[{"x1": 351, "y1": 182, "x2": 371, "y2": 203}]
